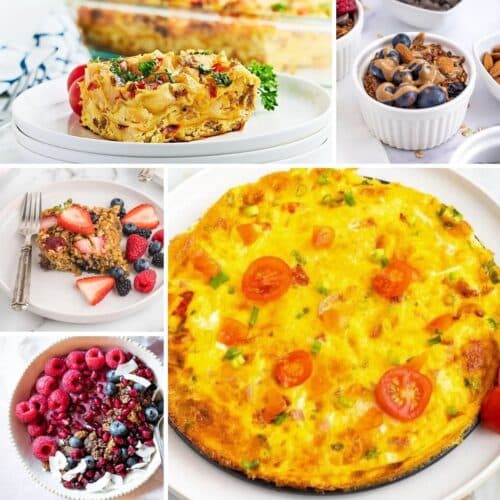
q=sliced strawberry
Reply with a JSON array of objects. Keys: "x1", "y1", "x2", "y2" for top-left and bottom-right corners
[
  {"x1": 57, "y1": 205, "x2": 94, "y2": 236},
  {"x1": 76, "y1": 276, "x2": 115, "y2": 306},
  {"x1": 39, "y1": 216, "x2": 58, "y2": 231},
  {"x1": 74, "y1": 239, "x2": 93, "y2": 255},
  {"x1": 90, "y1": 236, "x2": 105, "y2": 254},
  {"x1": 122, "y1": 204, "x2": 160, "y2": 230}
]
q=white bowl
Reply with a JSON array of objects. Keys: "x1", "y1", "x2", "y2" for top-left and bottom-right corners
[
  {"x1": 8, "y1": 337, "x2": 164, "y2": 499},
  {"x1": 473, "y1": 31, "x2": 500, "y2": 104},
  {"x1": 353, "y1": 32, "x2": 476, "y2": 150},
  {"x1": 336, "y1": 0, "x2": 364, "y2": 81},
  {"x1": 450, "y1": 126, "x2": 500, "y2": 164},
  {"x1": 384, "y1": 0, "x2": 467, "y2": 30}
]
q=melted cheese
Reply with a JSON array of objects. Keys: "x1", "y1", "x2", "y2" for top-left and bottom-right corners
[{"x1": 168, "y1": 169, "x2": 499, "y2": 491}]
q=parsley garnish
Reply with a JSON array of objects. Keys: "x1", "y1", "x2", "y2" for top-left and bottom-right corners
[
  {"x1": 110, "y1": 58, "x2": 139, "y2": 83},
  {"x1": 247, "y1": 61, "x2": 279, "y2": 111},
  {"x1": 428, "y1": 335, "x2": 442, "y2": 345},
  {"x1": 224, "y1": 347, "x2": 242, "y2": 360},
  {"x1": 271, "y1": 2, "x2": 288, "y2": 12},
  {"x1": 165, "y1": 70, "x2": 174, "y2": 83},
  {"x1": 273, "y1": 412, "x2": 288, "y2": 425},
  {"x1": 197, "y1": 64, "x2": 212, "y2": 75},
  {"x1": 212, "y1": 71, "x2": 232, "y2": 87},
  {"x1": 138, "y1": 59, "x2": 156, "y2": 77}
]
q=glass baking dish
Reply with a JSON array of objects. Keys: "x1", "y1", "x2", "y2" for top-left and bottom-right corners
[{"x1": 66, "y1": 0, "x2": 332, "y2": 85}]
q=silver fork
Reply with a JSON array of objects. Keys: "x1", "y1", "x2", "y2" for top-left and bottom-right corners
[
  {"x1": 11, "y1": 192, "x2": 42, "y2": 311},
  {"x1": 0, "y1": 66, "x2": 40, "y2": 131},
  {"x1": 152, "y1": 386, "x2": 164, "y2": 463}
]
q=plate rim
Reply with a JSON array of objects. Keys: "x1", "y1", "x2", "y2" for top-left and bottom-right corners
[
  {"x1": 167, "y1": 166, "x2": 500, "y2": 499},
  {"x1": 0, "y1": 178, "x2": 164, "y2": 324}
]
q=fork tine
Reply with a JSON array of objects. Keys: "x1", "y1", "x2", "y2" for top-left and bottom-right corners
[
  {"x1": 33, "y1": 192, "x2": 42, "y2": 231},
  {"x1": 20, "y1": 193, "x2": 28, "y2": 221}
]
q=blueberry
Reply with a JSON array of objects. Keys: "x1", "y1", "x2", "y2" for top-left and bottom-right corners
[
  {"x1": 69, "y1": 436, "x2": 84, "y2": 448},
  {"x1": 119, "y1": 208, "x2": 126, "y2": 219},
  {"x1": 65, "y1": 457, "x2": 77, "y2": 470},
  {"x1": 416, "y1": 85, "x2": 447, "y2": 108},
  {"x1": 394, "y1": 88, "x2": 418, "y2": 108},
  {"x1": 392, "y1": 33, "x2": 411, "y2": 48},
  {"x1": 134, "y1": 228, "x2": 152, "y2": 239},
  {"x1": 156, "y1": 399, "x2": 164, "y2": 415},
  {"x1": 109, "y1": 266, "x2": 125, "y2": 280},
  {"x1": 109, "y1": 421, "x2": 129, "y2": 438},
  {"x1": 392, "y1": 70, "x2": 412, "y2": 86},
  {"x1": 386, "y1": 50, "x2": 401, "y2": 63},
  {"x1": 145, "y1": 406, "x2": 159, "y2": 423},
  {"x1": 110, "y1": 198, "x2": 124, "y2": 210},
  {"x1": 126, "y1": 456, "x2": 139, "y2": 468},
  {"x1": 448, "y1": 82, "x2": 466, "y2": 98},
  {"x1": 104, "y1": 382, "x2": 118, "y2": 396},
  {"x1": 120, "y1": 448, "x2": 129, "y2": 461},
  {"x1": 106, "y1": 370, "x2": 121, "y2": 383},
  {"x1": 89, "y1": 211, "x2": 99, "y2": 224},
  {"x1": 122, "y1": 223, "x2": 137, "y2": 236},
  {"x1": 134, "y1": 258, "x2": 150, "y2": 273},
  {"x1": 133, "y1": 382, "x2": 146, "y2": 392},
  {"x1": 148, "y1": 241, "x2": 162, "y2": 256},
  {"x1": 83, "y1": 456, "x2": 96, "y2": 469},
  {"x1": 368, "y1": 62, "x2": 385, "y2": 81}
]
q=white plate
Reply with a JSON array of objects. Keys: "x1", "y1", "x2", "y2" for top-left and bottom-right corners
[
  {"x1": 8, "y1": 336, "x2": 164, "y2": 499},
  {"x1": 13, "y1": 124, "x2": 330, "y2": 164},
  {"x1": 0, "y1": 179, "x2": 164, "y2": 324},
  {"x1": 168, "y1": 167, "x2": 500, "y2": 500},
  {"x1": 12, "y1": 75, "x2": 331, "y2": 157}
]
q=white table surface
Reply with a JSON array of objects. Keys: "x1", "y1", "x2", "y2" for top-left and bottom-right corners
[
  {"x1": 337, "y1": 0, "x2": 500, "y2": 164},
  {"x1": 0, "y1": 335, "x2": 164, "y2": 500},
  {"x1": 167, "y1": 166, "x2": 500, "y2": 500},
  {"x1": 0, "y1": 167, "x2": 164, "y2": 332}
]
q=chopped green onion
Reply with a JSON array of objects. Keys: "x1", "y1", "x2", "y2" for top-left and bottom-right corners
[
  {"x1": 315, "y1": 283, "x2": 329, "y2": 296},
  {"x1": 344, "y1": 192, "x2": 356, "y2": 206},
  {"x1": 464, "y1": 377, "x2": 480, "y2": 392},
  {"x1": 241, "y1": 459, "x2": 260, "y2": 470},
  {"x1": 311, "y1": 340, "x2": 322, "y2": 355},
  {"x1": 337, "y1": 395, "x2": 354, "y2": 408},
  {"x1": 224, "y1": 347, "x2": 242, "y2": 360},
  {"x1": 296, "y1": 307, "x2": 310, "y2": 319},
  {"x1": 295, "y1": 184, "x2": 307, "y2": 197},
  {"x1": 210, "y1": 271, "x2": 229, "y2": 289},
  {"x1": 243, "y1": 205, "x2": 259, "y2": 216},
  {"x1": 230, "y1": 354, "x2": 246, "y2": 367},
  {"x1": 291, "y1": 249, "x2": 306, "y2": 265},
  {"x1": 487, "y1": 318, "x2": 498, "y2": 330},
  {"x1": 428, "y1": 335, "x2": 442, "y2": 346},
  {"x1": 321, "y1": 194, "x2": 333, "y2": 205},
  {"x1": 165, "y1": 69, "x2": 174, "y2": 83},
  {"x1": 447, "y1": 406, "x2": 458, "y2": 417},
  {"x1": 249, "y1": 306, "x2": 259, "y2": 327},
  {"x1": 227, "y1": 286, "x2": 236, "y2": 295},
  {"x1": 317, "y1": 172, "x2": 330, "y2": 185},
  {"x1": 364, "y1": 448, "x2": 379, "y2": 459},
  {"x1": 273, "y1": 412, "x2": 288, "y2": 425}
]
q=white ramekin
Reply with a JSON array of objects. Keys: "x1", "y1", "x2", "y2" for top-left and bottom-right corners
[
  {"x1": 384, "y1": 0, "x2": 467, "y2": 30},
  {"x1": 8, "y1": 337, "x2": 164, "y2": 500},
  {"x1": 473, "y1": 31, "x2": 500, "y2": 104},
  {"x1": 353, "y1": 32, "x2": 476, "y2": 151},
  {"x1": 450, "y1": 126, "x2": 500, "y2": 164},
  {"x1": 336, "y1": 0, "x2": 364, "y2": 81}
]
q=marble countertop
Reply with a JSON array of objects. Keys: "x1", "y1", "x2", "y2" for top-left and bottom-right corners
[
  {"x1": 0, "y1": 335, "x2": 164, "y2": 500},
  {"x1": 337, "y1": 0, "x2": 500, "y2": 164},
  {"x1": 0, "y1": 168, "x2": 164, "y2": 332},
  {"x1": 167, "y1": 166, "x2": 500, "y2": 500}
]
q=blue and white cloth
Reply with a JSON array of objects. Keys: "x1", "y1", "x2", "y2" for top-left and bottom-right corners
[{"x1": 0, "y1": 11, "x2": 89, "y2": 96}]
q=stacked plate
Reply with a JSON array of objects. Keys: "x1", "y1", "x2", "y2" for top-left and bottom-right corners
[{"x1": 12, "y1": 74, "x2": 331, "y2": 163}]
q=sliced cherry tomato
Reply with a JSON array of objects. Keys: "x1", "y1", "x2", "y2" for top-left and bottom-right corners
[
  {"x1": 375, "y1": 367, "x2": 432, "y2": 421},
  {"x1": 262, "y1": 389, "x2": 288, "y2": 423},
  {"x1": 274, "y1": 350, "x2": 313, "y2": 388},
  {"x1": 426, "y1": 313, "x2": 454, "y2": 332},
  {"x1": 242, "y1": 256, "x2": 292, "y2": 302},
  {"x1": 190, "y1": 248, "x2": 220, "y2": 278},
  {"x1": 237, "y1": 224, "x2": 259, "y2": 246},
  {"x1": 312, "y1": 226, "x2": 335, "y2": 248},
  {"x1": 218, "y1": 318, "x2": 248, "y2": 346},
  {"x1": 68, "y1": 76, "x2": 84, "y2": 116},
  {"x1": 372, "y1": 259, "x2": 415, "y2": 299},
  {"x1": 67, "y1": 64, "x2": 86, "y2": 91},
  {"x1": 481, "y1": 386, "x2": 500, "y2": 433}
]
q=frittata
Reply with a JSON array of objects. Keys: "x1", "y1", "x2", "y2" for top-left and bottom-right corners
[
  {"x1": 168, "y1": 169, "x2": 500, "y2": 491},
  {"x1": 80, "y1": 50, "x2": 259, "y2": 142}
]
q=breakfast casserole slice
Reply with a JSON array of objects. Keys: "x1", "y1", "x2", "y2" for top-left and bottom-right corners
[{"x1": 80, "y1": 50, "x2": 260, "y2": 143}]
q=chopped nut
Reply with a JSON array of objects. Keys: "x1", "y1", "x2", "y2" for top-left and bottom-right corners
[{"x1": 415, "y1": 150, "x2": 425, "y2": 159}]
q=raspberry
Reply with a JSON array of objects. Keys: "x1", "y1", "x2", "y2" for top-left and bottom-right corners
[
  {"x1": 337, "y1": 0, "x2": 357, "y2": 16},
  {"x1": 32, "y1": 436, "x2": 57, "y2": 461},
  {"x1": 66, "y1": 351, "x2": 87, "y2": 371},
  {"x1": 151, "y1": 229, "x2": 164, "y2": 245},
  {"x1": 105, "y1": 348, "x2": 127, "y2": 369},
  {"x1": 15, "y1": 400, "x2": 38, "y2": 423},
  {"x1": 27, "y1": 416, "x2": 47, "y2": 438},
  {"x1": 48, "y1": 389, "x2": 70, "y2": 412},
  {"x1": 44, "y1": 357, "x2": 67, "y2": 377},
  {"x1": 134, "y1": 269, "x2": 156, "y2": 294},
  {"x1": 35, "y1": 375, "x2": 58, "y2": 397},
  {"x1": 85, "y1": 347, "x2": 106, "y2": 370},
  {"x1": 126, "y1": 234, "x2": 148, "y2": 262},
  {"x1": 29, "y1": 394, "x2": 48, "y2": 415},
  {"x1": 61, "y1": 369, "x2": 84, "y2": 393}
]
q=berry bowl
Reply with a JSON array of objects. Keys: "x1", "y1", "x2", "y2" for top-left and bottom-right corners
[
  {"x1": 353, "y1": 32, "x2": 476, "y2": 150},
  {"x1": 337, "y1": 0, "x2": 364, "y2": 81},
  {"x1": 384, "y1": 0, "x2": 467, "y2": 30},
  {"x1": 473, "y1": 31, "x2": 500, "y2": 104},
  {"x1": 8, "y1": 337, "x2": 164, "y2": 499},
  {"x1": 449, "y1": 126, "x2": 500, "y2": 164}
]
